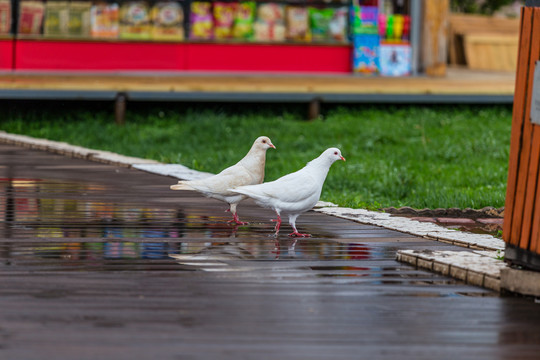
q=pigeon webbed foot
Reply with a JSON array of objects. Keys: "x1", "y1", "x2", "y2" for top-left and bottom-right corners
[
  {"x1": 288, "y1": 231, "x2": 311, "y2": 238},
  {"x1": 228, "y1": 212, "x2": 249, "y2": 226}
]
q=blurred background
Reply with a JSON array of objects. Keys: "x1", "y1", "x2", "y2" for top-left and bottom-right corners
[{"x1": 0, "y1": 0, "x2": 524, "y2": 75}]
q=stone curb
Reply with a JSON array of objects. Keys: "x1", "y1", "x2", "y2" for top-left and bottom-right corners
[
  {"x1": 0, "y1": 131, "x2": 210, "y2": 181},
  {"x1": 396, "y1": 249, "x2": 508, "y2": 292},
  {"x1": 133, "y1": 164, "x2": 214, "y2": 181},
  {"x1": 0, "y1": 131, "x2": 159, "y2": 167},
  {"x1": 0, "y1": 130, "x2": 508, "y2": 292},
  {"x1": 500, "y1": 267, "x2": 540, "y2": 297},
  {"x1": 314, "y1": 207, "x2": 505, "y2": 251}
]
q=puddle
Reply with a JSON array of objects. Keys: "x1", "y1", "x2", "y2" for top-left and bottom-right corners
[
  {"x1": 392, "y1": 213, "x2": 503, "y2": 237},
  {"x1": 0, "y1": 177, "x2": 497, "y2": 298},
  {"x1": 443, "y1": 222, "x2": 502, "y2": 237},
  {"x1": 6, "y1": 239, "x2": 378, "y2": 265},
  {"x1": 1, "y1": 177, "x2": 388, "y2": 266}
]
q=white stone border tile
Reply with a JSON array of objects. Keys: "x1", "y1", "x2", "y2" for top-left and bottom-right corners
[
  {"x1": 0, "y1": 131, "x2": 219, "y2": 181},
  {"x1": 314, "y1": 206, "x2": 505, "y2": 251},
  {"x1": 396, "y1": 249, "x2": 507, "y2": 291},
  {"x1": 0, "y1": 130, "x2": 159, "y2": 167}
]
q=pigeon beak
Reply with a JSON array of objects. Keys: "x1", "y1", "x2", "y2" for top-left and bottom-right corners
[
  {"x1": 340, "y1": 156, "x2": 346, "y2": 161},
  {"x1": 270, "y1": 143, "x2": 276, "y2": 149}
]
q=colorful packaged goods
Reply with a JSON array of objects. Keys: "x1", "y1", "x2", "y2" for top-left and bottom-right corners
[
  {"x1": 351, "y1": 5, "x2": 378, "y2": 35},
  {"x1": 379, "y1": 14, "x2": 410, "y2": 43},
  {"x1": 350, "y1": 3, "x2": 412, "y2": 76},
  {"x1": 308, "y1": 7, "x2": 333, "y2": 42},
  {"x1": 190, "y1": 2, "x2": 213, "y2": 40},
  {"x1": 214, "y1": 2, "x2": 235, "y2": 39},
  {"x1": 285, "y1": 6, "x2": 309, "y2": 42},
  {"x1": 329, "y1": 6, "x2": 346, "y2": 42},
  {"x1": 402, "y1": 15, "x2": 410, "y2": 42},
  {"x1": 0, "y1": 0, "x2": 11, "y2": 34},
  {"x1": 379, "y1": 44, "x2": 411, "y2": 76},
  {"x1": 151, "y1": 1, "x2": 184, "y2": 40},
  {"x1": 91, "y1": 3, "x2": 119, "y2": 38},
  {"x1": 232, "y1": 2, "x2": 255, "y2": 39},
  {"x1": 68, "y1": 2, "x2": 91, "y2": 37},
  {"x1": 18, "y1": 1, "x2": 45, "y2": 35},
  {"x1": 377, "y1": 12, "x2": 385, "y2": 38},
  {"x1": 352, "y1": 33, "x2": 379, "y2": 74},
  {"x1": 44, "y1": 1, "x2": 69, "y2": 37},
  {"x1": 119, "y1": 1, "x2": 151, "y2": 39},
  {"x1": 391, "y1": 14, "x2": 403, "y2": 40},
  {"x1": 254, "y1": 3, "x2": 284, "y2": 42}
]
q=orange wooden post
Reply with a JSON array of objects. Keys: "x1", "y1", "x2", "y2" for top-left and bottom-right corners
[{"x1": 504, "y1": 2, "x2": 540, "y2": 270}]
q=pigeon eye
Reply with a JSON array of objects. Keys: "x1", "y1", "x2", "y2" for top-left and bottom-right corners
[
  {"x1": 334, "y1": 151, "x2": 338, "y2": 155},
  {"x1": 262, "y1": 140, "x2": 267, "y2": 144}
]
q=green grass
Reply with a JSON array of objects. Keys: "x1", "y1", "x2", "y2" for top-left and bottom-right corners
[{"x1": 0, "y1": 102, "x2": 512, "y2": 210}]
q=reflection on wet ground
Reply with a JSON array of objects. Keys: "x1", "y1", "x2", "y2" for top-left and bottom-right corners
[
  {"x1": 395, "y1": 214, "x2": 503, "y2": 237},
  {"x1": 444, "y1": 221, "x2": 503, "y2": 237},
  {"x1": 0, "y1": 176, "x2": 496, "y2": 296},
  {"x1": 2, "y1": 178, "x2": 385, "y2": 261}
]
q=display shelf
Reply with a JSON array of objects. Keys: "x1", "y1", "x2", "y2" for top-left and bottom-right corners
[
  {"x1": 15, "y1": 33, "x2": 349, "y2": 45},
  {"x1": 11, "y1": 0, "x2": 351, "y2": 43},
  {"x1": 3, "y1": 0, "x2": 420, "y2": 74},
  {"x1": 15, "y1": 34, "x2": 185, "y2": 43}
]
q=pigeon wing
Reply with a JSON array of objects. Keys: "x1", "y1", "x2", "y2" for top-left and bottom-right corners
[
  {"x1": 188, "y1": 163, "x2": 253, "y2": 195},
  {"x1": 244, "y1": 170, "x2": 319, "y2": 203}
]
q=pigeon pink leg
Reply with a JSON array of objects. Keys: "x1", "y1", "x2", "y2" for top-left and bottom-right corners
[
  {"x1": 226, "y1": 204, "x2": 248, "y2": 226},
  {"x1": 289, "y1": 228, "x2": 311, "y2": 238},
  {"x1": 288, "y1": 214, "x2": 311, "y2": 237},
  {"x1": 271, "y1": 211, "x2": 282, "y2": 236}
]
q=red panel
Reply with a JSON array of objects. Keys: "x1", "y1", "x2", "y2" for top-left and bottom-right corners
[
  {"x1": 0, "y1": 39, "x2": 14, "y2": 70},
  {"x1": 12, "y1": 40, "x2": 353, "y2": 73},
  {"x1": 15, "y1": 40, "x2": 187, "y2": 71},
  {"x1": 186, "y1": 43, "x2": 352, "y2": 73}
]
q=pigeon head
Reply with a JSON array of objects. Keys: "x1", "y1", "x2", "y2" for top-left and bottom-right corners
[
  {"x1": 324, "y1": 147, "x2": 346, "y2": 163},
  {"x1": 254, "y1": 136, "x2": 276, "y2": 150}
]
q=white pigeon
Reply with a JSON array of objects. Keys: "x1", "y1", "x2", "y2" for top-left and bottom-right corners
[
  {"x1": 231, "y1": 147, "x2": 345, "y2": 237},
  {"x1": 170, "y1": 136, "x2": 276, "y2": 225}
]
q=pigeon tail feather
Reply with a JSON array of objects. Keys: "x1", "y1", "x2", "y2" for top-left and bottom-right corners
[{"x1": 170, "y1": 182, "x2": 196, "y2": 191}]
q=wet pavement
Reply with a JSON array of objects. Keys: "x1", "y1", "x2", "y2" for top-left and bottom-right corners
[
  {"x1": 409, "y1": 216, "x2": 503, "y2": 237},
  {"x1": 1, "y1": 143, "x2": 540, "y2": 360}
]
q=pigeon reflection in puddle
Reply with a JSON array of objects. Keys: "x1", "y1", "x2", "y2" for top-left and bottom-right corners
[
  {"x1": 170, "y1": 243, "x2": 255, "y2": 271},
  {"x1": 170, "y1": 239, "x2": 301, "y2": 272}
]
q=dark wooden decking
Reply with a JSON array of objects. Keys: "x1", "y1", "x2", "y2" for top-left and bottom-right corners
[{"x1": 1, "y1": 143, "x2": 540, "y2": 360}]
